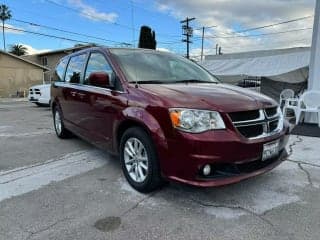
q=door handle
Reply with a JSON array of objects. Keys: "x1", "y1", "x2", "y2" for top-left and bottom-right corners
[{"x1": 70, "y1": 91, "x2": 77, "y2": 97}]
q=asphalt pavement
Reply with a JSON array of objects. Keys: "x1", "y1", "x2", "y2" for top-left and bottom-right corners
[{"x1": 0, "y1": 100, "x2": 319, "y2": 240}]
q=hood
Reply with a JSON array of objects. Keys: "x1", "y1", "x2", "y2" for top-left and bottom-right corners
[
  {"x1": 30, "y1": 84, "x2": 51, "y2": 90},
  {"x1": 139, "y1": 83, "x2": 277, "y2": 113}
]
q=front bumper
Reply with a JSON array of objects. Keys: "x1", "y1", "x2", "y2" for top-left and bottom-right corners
[
  {"x1": 168, "y1": 149, "x2": 287, "y2": 187},
  {"x1": 159, "y1": 123, "x2": 290, "y2": 187}
]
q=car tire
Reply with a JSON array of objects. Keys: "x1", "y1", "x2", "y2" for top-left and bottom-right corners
[
  {"x1": 35, "y1": 102, "x2": 50, "y2": 107},
  {"x1": 120, "y1": 127, "x2": 164, "y2": 193},
  {"x1": 53, "y1": 106, "x2": 71, "y2": 139}
]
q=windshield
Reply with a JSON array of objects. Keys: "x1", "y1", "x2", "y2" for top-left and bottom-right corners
[{"x1": 109, "y1": 49, "x2": 219, "y2": 84}]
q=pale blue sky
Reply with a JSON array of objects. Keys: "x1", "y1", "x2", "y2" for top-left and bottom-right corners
[
  {"x1": 2, "y1": 0, "x2": 316, "y2": 57},
  {"x1": 4, "y1": 0, "x2": 189, "y2": 54}
]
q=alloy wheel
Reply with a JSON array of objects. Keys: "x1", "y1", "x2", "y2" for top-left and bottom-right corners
[
  {"x1": 55, "y1": 110, "x2": 62, "y2": 135},
  {"x1": 123, "y1": 137, "x2": 149, "y2": 183}
]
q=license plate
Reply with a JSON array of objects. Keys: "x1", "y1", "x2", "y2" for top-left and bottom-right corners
[{"x1": 262, "y1": 140, "x2": 279, "y2": 161}]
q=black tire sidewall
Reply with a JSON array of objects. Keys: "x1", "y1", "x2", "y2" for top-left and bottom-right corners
[
  {"x1": 120, "y1": 127, "x2": 161, "y2": 192},
  {"x1": 53, "y1": 106, "x2": 69, "y2": 138}
]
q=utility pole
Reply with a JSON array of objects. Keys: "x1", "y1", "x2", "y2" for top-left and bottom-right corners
[
  {"x1": 181, "y1": 17, "x2": 195, "y2": 59},
  {"x1": 200, "y1": 25, "x2": 216, "y2": 61},
  {"x1": 197, "y1": 26, "x2": 217, "y2": 61},
  {"x1": 130, "y1": 0, "x2": 135, "y2": 48},
  {"x1": 201, "y1": 27, "x2": 205, "y2": 61}
]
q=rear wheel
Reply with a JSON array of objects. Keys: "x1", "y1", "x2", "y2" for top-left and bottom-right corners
[
  {"x1": 120, "y1": 127, "x2": 164, "y2": 193},
  {"x1": 53, "y1": 106, "x2": 71, "y2": 138}
]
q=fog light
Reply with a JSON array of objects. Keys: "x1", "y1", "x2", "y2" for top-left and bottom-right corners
[{"x1": 203, "y1": 164, "x2": 211, "y2": 176}]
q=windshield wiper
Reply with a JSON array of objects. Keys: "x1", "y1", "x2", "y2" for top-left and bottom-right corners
[
  {"x1": 128, "y1": 79, "x2": 218, "y2": 84},
  {"x1": 171, "y1": 79, "x2": 218, "y2": 84},
  {"x1": 128, "y1": 80, "x2": 167, "y2": 84}
]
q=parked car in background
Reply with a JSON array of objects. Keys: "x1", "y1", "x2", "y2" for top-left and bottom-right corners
[
  {"x1": 51, "y1": 47, "x2": 290, "y2": 193},
  {"x1": 28, "y1": 84, "x2": 51, "y2": 106}
]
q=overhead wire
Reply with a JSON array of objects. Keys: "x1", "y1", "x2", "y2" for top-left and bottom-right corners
[
  {"x1": 10, "y1": 18, "x2": 127, "y2": 44},
  {"x1": 4, "y1": 25, "x2": 98, "y2": 44}
]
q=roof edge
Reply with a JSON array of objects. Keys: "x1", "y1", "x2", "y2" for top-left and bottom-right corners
[{"x1": 0, "y1": 50, "x2": 50, "y2": 70}]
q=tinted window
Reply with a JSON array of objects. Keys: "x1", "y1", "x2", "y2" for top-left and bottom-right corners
[
  {"x1": 84, "y1": 52, "x2": 113, "y2": 85},
  {"x1": 53, "y1": 58, "x2": 68, "y2": 82},
  {"x1": 65, "y1": 54, "x2": 87, "y2": 83}
]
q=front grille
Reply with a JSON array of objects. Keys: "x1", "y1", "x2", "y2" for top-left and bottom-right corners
[
  {"x1": 237, "y1": 125, "x2": 263, "y2": 138},
  {"x1": 228, "y1": 107, "x2": 281, "y2": 139},
  {"x1": 269, "y1": 120, "x2": 279, "y2": 132},
  {"x1": 34, "y1": 89, "x2": 41, "y2": 95},
  {"x1": 228, "y1": 110, "x2": 260, "y2": 122},
  {"x1": 265, "y1": 107, "x2": 277, "y2": 118}
]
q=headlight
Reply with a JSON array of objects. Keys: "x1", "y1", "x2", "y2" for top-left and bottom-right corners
[{"x1": 169, "y1": 108, "x2": 226, "y2": 133}]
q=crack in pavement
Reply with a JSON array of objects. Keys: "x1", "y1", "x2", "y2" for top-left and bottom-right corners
[
  {"x1": 287, "y1": 159, "x2": 320, "y2": 168},
  {"x1": 187, "y1": 196, "x2": 275, "y2": 228},
  {"x1": 297, "y1": 163, "x2": 314, "y2": 187},
  {"x1": 287, "y1": 135, "x2": 303, "y2": 158},
  {"x1": 5, "y1": 215, "x2": 34, "y2": 236},
  {"x1": 120, "y1": 190, "x2": 158, "y2": 217},
  {"x1": 25, "y1": 217, "x2": 72, "y2": 240},
  {"x1": 186, "y1": 195, "x2": 296, "y2": 240}
]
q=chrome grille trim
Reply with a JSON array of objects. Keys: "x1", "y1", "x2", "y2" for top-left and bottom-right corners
[
  {"x1": 232, "y1": 110, "x2": 265, "y2": 125},
  {"x1": 229, "y1": 107, "x2": 283, "y2": 140}
]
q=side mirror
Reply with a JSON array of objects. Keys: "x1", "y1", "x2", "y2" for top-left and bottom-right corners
[{"x1": 88, "y1": 72, "x2": 112, "y2": 88}]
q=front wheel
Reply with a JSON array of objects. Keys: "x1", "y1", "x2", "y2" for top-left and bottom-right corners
[
  {"x1": 53, "y1": 106, "x2": 71, "y2": 139},
  {"x1": 120, "y1": 127, "x2": 164, "y2": 193}
]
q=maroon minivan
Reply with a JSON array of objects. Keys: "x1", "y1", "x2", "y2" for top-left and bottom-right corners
[{"x1": 51, "y1": 47, "x2": 290, "y2": 192}]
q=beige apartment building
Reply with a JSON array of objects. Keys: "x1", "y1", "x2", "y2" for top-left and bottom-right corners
[{"x1": 0, "y1": 50, "x2": 48, "y2": 97}]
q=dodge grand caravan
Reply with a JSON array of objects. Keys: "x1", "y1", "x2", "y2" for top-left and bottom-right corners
[{"x1": 51, "y1": 47, "x2": 290, "y2": 192}]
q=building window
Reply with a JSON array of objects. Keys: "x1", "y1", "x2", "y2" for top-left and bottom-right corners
[{"x1": 41, "y1": 57, "x2": 48, "y2": 66}]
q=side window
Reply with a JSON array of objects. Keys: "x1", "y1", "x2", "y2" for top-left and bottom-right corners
[
  {"x1": 53, "y1": 58, "x2": 68, "y2": 82},
  {"x1": 84, "y1": 52, "x2": 113, "y2": 86},
  {"x1": 65, "y1": 54, "x2": 87, "y2": 83}
]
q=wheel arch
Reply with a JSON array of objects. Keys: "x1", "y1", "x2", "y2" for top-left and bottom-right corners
[{"x1": 114, "y1": 107, "x2": 168, "y2": 155}]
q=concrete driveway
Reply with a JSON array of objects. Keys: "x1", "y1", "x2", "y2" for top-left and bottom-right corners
[{"x1": 0, "y1": 100, "x2": 319, "y2": 240}]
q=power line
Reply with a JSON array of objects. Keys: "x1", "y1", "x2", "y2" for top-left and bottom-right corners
[
  {"x1": 204, "y1": 15, "x2": 314, "y2": 39},
  {"x1": 44, "y1": 0, "x2": 181, "y2": 39},
  {"x1": 193, "y1": 15, "x2": 313, "y2": 41},
  {"x1": 194, "y1": 25, "x2": 217, "y2": 31},
  {"x1": 44, "y1": 0, "x2": 134, "y2": 30},
  {"x1": 10, "y1": 18, "x2": 126, "y2": 44},
  {"x1": 225, "y1": 15, "x2": 313, "y2": 35},
  {"x1": 202, "y1": 27, "x2": 313, "y2": 39},
  {"x1": 10, "y1": 17, "x2": 183, "y2": 48},
  {"x1": 4, "y1": 26, "x2": 97, "y2": 44}
]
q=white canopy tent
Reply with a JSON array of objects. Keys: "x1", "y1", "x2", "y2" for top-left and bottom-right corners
[
  {"x1": 200, "y1": 47, "x2": 310, "y2": 103},
  {"x1": 201, "y1": 47, "x2": 310, "y2": 84}
]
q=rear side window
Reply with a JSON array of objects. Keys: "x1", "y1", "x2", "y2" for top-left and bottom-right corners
[
  {"x1": 53, "y1": 58, "x2": 68, "y2": 82},
  {"x1": 65, "y1": 54, "x2": 87, "y2": 83},
  {"x1": 84, "y1": 52, "x2": 113, "y2": 85}
]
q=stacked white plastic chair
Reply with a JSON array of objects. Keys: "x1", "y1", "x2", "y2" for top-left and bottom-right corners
[
  {"x1": 294, "y1": 91, "x2": 320, "y2": 126},
  {"x1": 280, "y1": 89, "x2": 295, "y2": 107},
  {"x1": 281, "y1": 89, "x2": 297, "y2": 122}
]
